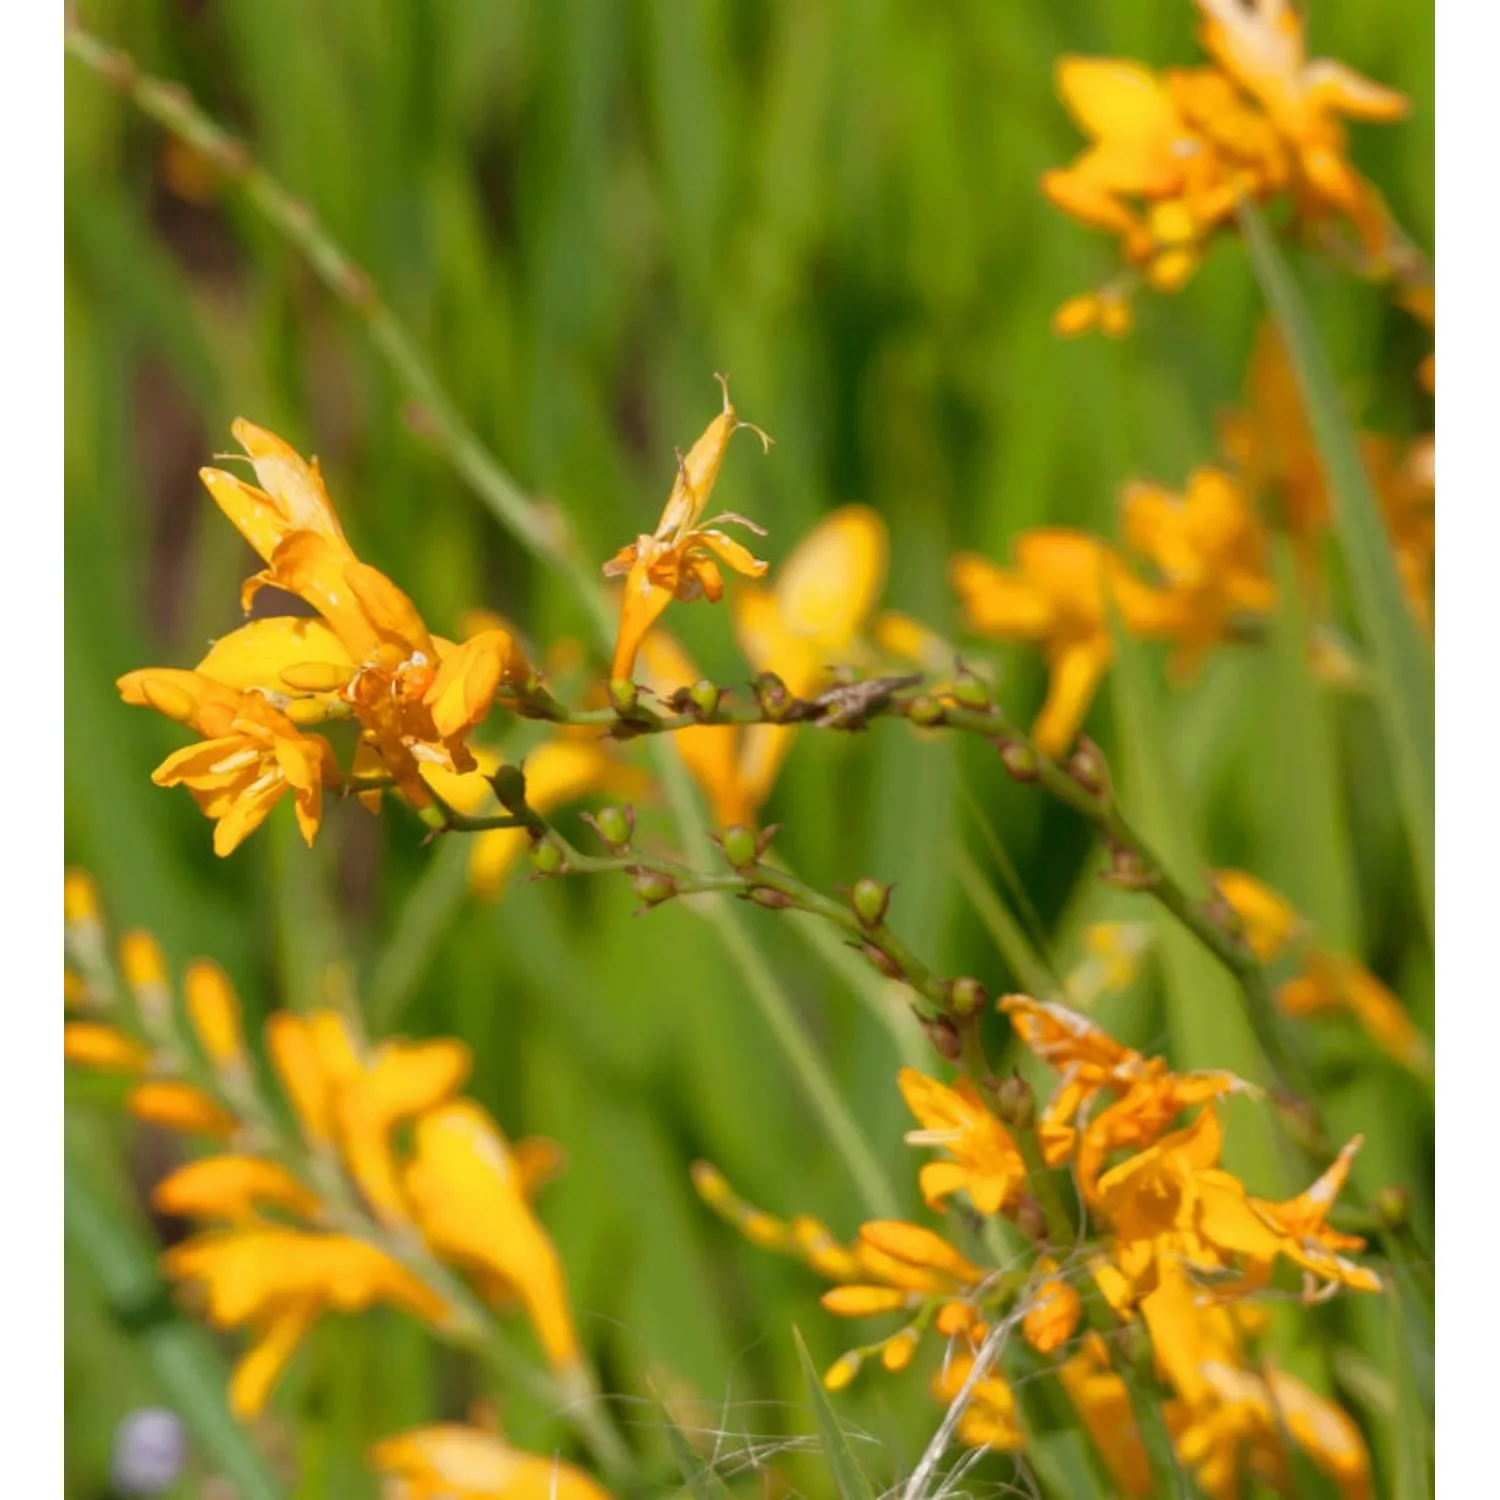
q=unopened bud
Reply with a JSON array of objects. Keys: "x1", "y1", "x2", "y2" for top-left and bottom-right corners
[
  {"x1": 861, "y1": 942, "x2": 904, "y2": 980},
  {"x1": 608, "y1": 677, "x2": 640, "y2": 716},
  {"x1": 921, "y1": 1014, "x2": 962, "y2": 1061},
  {"x1": 1012, "y1": 1195, "x2": 1047, "y2": 1243},
  {"x1": 754, "y1": 672, "x2": 794, "y2": 721},
  {"x1": 946, "y1": 976, "x2": 987, "y2": 1018},
  {"x1": 488, "y1": 763, "x2": 529, "y2": 816},
  {"x1": 851, "y1": 878, "x2": 891, "y2": 929},
  {"x1": 997, "y1": 736, "x2": 1038, "y2": 781},
  {"x1": 906, "y1": 694, "x2": 945, "y2": 727},
  {"x1": 823, "y1": 1351, "x2": 862, "y2": 1392},
  {"x1": 1099, "y1": 843, "x2": 1154, "y2": 891},
  {"x1": 531, "y1": 840, "x2": 565, "y2": 875},
  {"x1": 950, "y1": 668, "x2": 992, "y2": 711},
  {"x1": 881, "y1": 1328, "x2": 921, "y2": 1372},
  {"x1": 748, "y1": 885, "x2": 794, "y2": 910},
  {"x1": 632, "y1": 870, "x2": 677, "y2": 908},
  {"x1": 996, "y1": 1071, "x2": 1036, "y2": 1130},
  {"x1": 689, "y1": 679, "x2": 720, "y2": 716},
  {"x1": 1374, "y1": 1185, "x2": 1410, "y2": 1231},
  {"x1": 1067, "y1": 735, "x2": 1110, "y2": 799},
  {"x1": 719, "y1": 824, "x2": 759, "y2": 870},
  {"x1": 593, "y1": 805, "x2": 634, "y2": 849}
]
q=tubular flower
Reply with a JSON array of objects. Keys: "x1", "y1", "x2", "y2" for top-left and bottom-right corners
[
  {"x1": 1059, "y1": 1333, "x2": 1153, "y2": 1497},
  {"x1": 163, "y1": 1228, "x2": 448, "y2": 1418},
  {"x1": 1216, "y1": 869, "x2": 1432, "y2": 1079},
  {"x1": 369, "y1": 1425, "x2": 613, "y2": 1500},
  {"x1": 898, "y1": 1067, "x2": 1026, "y2": 1215},
  {"x1": 1119, "y1": 466, "x2": 1277, "y2": 678},
  {"x1": 603, "y1": 377, "x2": 771, "y2": 683},
  {"x1": 1192, "y1": 0, "x2": 1407, "y2": 256},
  {"x1": 117, "y1": 669, "x2": 339, "y2": 856},
  {"x1": 690, "y1": 1164, "x2": 1000, "y2": 1390},
  {"x1": 1043, "y1": 57, "x2": 1261, "y2": 332},
  {"x1": 950, "y1": 531, "x2": 1177, "y2": 755},
  {"x1": 935, "y1": 1354, "x2": 1025, "y2": 1453}
]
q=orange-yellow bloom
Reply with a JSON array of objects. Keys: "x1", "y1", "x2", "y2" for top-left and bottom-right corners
[
  {"x1": 603, "y1": 378, "x2": 770, "y2": 682},
  {"x1": 117, "y1": 669, "x2": 339, "y2": 856},
  {"x1": 127, "y1": 1079, "x2": 238, "y2": 1137},
  {"x1": 935, "y1": 1354, "x2": 1025, "y2": 1453},
  {"x1": 404, "y1": 1100, "x2": 584, "y2": 1373},
  {"x1": 63, "y1": 1022, "x2": 149, "y2": 1073},
  {"x1": 1059, "y1": 1333, "x2": 1153, "y2": 1496},
  {"x1": 950, "y1": 531, "x2": 1175, "y2": 754},
  {"x1": 898, "y1": 1067, "x2": 1025, "y2": 1215},
  {"x1": 1022, "y1": 1258, "x2": 1083, "y2": 1353},
  {"x1": 369, "y1": 1424, "x2": 613, "y2": 1500},
  {"x1": 1193, "y1": 0, "x2": 1406, "y2": 255},
  {"x1": 164, "y1": 1226, "x2": 447, "y2": 1417},
  {"x1": 1120, "y1": 466, "x2": 1276, "y2": 678}
]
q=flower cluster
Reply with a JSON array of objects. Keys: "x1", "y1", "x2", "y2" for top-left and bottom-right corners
[
  {"x1": 1045, "y1": 0, "x2": 1413, "y2": 334},
  {"x1": 697, "y1": 996, "x2": 1381, "y2": 1497},
  {"x1": 64, "y1": 871, "x2": 587, "y2": 1429}
]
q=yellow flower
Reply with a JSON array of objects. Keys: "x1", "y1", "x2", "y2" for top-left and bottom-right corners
[
  {"x1": 63, "y1": 1021, "x2": 150, "y2": 1072},
  {"x1": 950, "y1": 531, "x2": 1175, "y2": 755},
  {"x1": 164, "y1": 1226, "x2": 448, "y2": 1417},
  {"x1": 194, "y1": 420, "x2": 521, "y2": 807},
  {"x1": 898, "y1": 1067, "x2": 1025, "y2": 1215},
  {"x1": 603, "y1": 378, "x2": 771, "y2": 682},
  {"x1": 1193, "y1": 0, "x2": 1407, "y2": 254},
  {"x1": 934, "y1": 1353, "x2": 1025, "y2": 1453},
  {"x1": 1120, "y1": 466, "x2": 1277, "y2": 678},
  {"x1": 153, "y1": 1155, "x2": 322, "y2": 1222},
  {"x1": 1059, "y1": 1333, "x2": 1153, "y2": 1497},
  {"x1": 1022, "y1": 1258, "x2": 1083, "y2": 1353},
  {"x1": 1042, "y1": 58, "x2": 1270, "y2": 330},
  {"x1": 117, "y1": 669, "x2": 339, "y2": 856},
  {"x1": 1216, "y1": 869, "x2": 1432, "y2": 1078},
  {"x1": 183, "y1": 960, "x2": 249, "y2": 1079},
  {"x1": 404, "y1": 1100, "x2": 583, "y2": 1373},
  {"x1": 127, "y1": 1079, "x2": 239, "y2": 1136},
  {"x1": 369, "y1": 1424, "x2": 612, "y2": 1500},
  {"x1": 423, "y1": 739, "x2": 632, "y2": 899}
]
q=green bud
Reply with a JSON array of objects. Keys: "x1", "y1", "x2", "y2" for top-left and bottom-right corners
[
  {"x1": 720, "y1": 824, "x2": 759, "y2": 870},
  {"x1": 946, "y1": 976, "x2": 987, "y2": 1018},
  {"x1": 996, "y1": 1071, "x2": 1036, "y2": 1130},
  {"x1": 753, "y1": 672, "x2": 794, "y2": 721},
  {"x1": 531, "y1": 840, "x2": 565, "y2": 875},
  {"x1": 594, "y1": 805, "x2": 633, "y2": 848},
  {"x1": 689, "y1": 679, "x2": 720, "y2": 716},
  {"x1": 608, "y1": 677, "x2": 640, "y2": 716},
  {"x1": 1067, "y1": 735, "x2": 1111, "y2": 799},
  {"x1": 906, "y1": 694, "x2": 945, "y2": 727},
  {"x1": 632, "y1": 870, "x2": 677, "y2": 907},
  {"x1": 489, "y1": 763, "x2": 529, "y2": 815},
  {"x1": 950, "y1": 669, "x2": 991, "y2": 711},
  {"x1": 851, "y1": 878, "x2": 891, "y2": 928},
  {"x1": 998, "y1": 738, "x2": 1038, "y2": 781}
]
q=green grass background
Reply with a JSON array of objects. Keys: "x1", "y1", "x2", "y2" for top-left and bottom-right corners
[{"x1": 65, "y1": 1, "x2": 1434, "y2": 1495}]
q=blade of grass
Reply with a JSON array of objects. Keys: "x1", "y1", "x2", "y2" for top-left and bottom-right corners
[
  {"x1": 952, "y1": 844, "x2": 1062, "y2": 1003},
  {"x1": 651, "y1": 1386, "x2": 735, "y2": 1500},
  {"x1": 65, "y1": 1161, "x2": 286, "y2": 1500},
  {"x1": 1239, "y1": 202, "x2": 1433, "y2": 941},
  {"x1": 791, "y1": 1327, "x2": 878, "y2": 1500}
]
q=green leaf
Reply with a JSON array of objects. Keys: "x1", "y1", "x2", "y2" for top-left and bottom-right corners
[
  {"x1": 65, "y1": 1160, "x2": 286, "y2": 1500},
  {"x1": 791, "y1": 1327, "x2": 878, "y2": 1500},
  {"x1": 1239, "y1": 202, "x2": 1434, "y2": 941}
]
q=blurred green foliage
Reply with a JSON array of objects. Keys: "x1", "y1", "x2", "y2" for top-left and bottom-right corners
[{"x1": 65, "y1": 1, "x2": 1433, "y2": 1495}]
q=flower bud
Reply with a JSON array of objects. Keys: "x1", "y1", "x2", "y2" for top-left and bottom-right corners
[
  {"x1": 753, "y1": 672, "x2": 794, "y2": 721},
  {"x1": 719, "y1": 824, "x2": 759, "y2": 870},
  {"x1": 632, "y1": 870, "x2": 677, "y2": 908},
  {"x1": 906, "y1": 694, "x2": 945, "y2": 727},
  {"x1": 997, "y1": 736, "x2": 1038, "y2": 781},
  {"x1": 531, "y1": 840, "x2": 565, "y2": 875},
  {"x1": 748, "y1": 885, "x2": 794, "y2": 910},
  {"x1": 689, "y1": 679, "x2": 720, "y2": 717},
  {"x1": 488, "y1": 763, "x2": 529, "y2": 816},
  {"x1": 1374, "y1": 1185, "x2": 1410, "y2": 1230},
  {"x1": 945, "y1": 976, "x2": 987, "y2": 1017},
  {"x1": 921, "y1": 1014, "x2": 962, "y2": 1061},
  {"x1": 1012, "y1": 1194, "x2": 1047, "y2": 1243},
  {"x1": 1067, "y1": 734, "x2": 1111, "y2": 799},
  {"x1": 996, "y1": 1071, "x2": 1036, "y2": 1130},
  {"x1": 823, "y1": 1351, "x2": 862, "y2": 1392},
  {"x1": 608, "y1": 677, "x2": 639, "y2": 716},
  {"x1": 851, "y1": 878, "x2": 891, "y2": 929},
  {"x1": 593, "y1": 805, "x2": 634, "y2": 849},
  {"x1": 881, "y1": 1328, "x2": 921, "y2": 1372},
  {"x1": 861, "y1": 942, "x2": 904, "y2": 980},
  {"x1": 950, "y1": 668, "x2": 992, "y2": 711}
]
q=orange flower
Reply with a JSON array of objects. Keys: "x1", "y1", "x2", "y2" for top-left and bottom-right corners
[
  {"x1": 1059, "y1": 1333, "x2": 1153, "y2": 1497},
  {"x1": 898, "y1": 1067, "x2": 1025, "y2": 1215},
  {"x1": 934, "y1": 1353, "x2": 1025, "y2": 1453},
  {"x1": 117, "y1": 669, "x2": 339, "y2": 856},
  {"x1": 603, "y1": 378, "x2": 770, "y2": 682},
  {"x1": 370, "y1": 1425, "x2": 613, "y2": 1500},
  {"x1": 1022, "y1": 1258, "x2": 1084, "y2": 1353}
]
